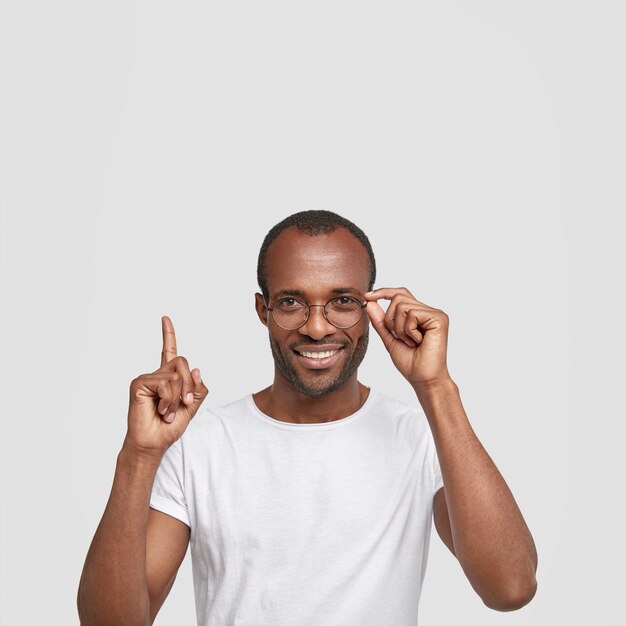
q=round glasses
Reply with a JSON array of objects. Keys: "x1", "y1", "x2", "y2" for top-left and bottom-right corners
[{"x1": 267, "y1": 296, "x2": 368, "y2": 330}]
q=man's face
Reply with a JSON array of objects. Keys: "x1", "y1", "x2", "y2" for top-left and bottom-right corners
[{"x1": 255, "y1": 227, "x2": 371, "y2": 397}]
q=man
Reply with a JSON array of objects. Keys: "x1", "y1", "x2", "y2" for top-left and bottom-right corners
[{"x1": 78, "y1": 210, "x2": 537, "y2": 625}]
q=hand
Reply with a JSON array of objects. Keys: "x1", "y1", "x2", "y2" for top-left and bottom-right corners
[
  {"x1": 364, "y1": 288, "x2": 451, "y2": 388},
  {"x1": 123, "y1": 316, "x2": 208, "y2": 461}
]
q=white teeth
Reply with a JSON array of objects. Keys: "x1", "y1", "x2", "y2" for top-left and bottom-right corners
[{"x1": 299, "y1": 350, "x2": 339, "y2": 359}]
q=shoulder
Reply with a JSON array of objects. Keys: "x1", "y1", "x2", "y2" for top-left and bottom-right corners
[
  {"x1": 365, "y1": 389, "x2": 431, "y2": 436},
  {"x1": 367, "y1": 388, "x2": 425, "y2": 420},
  {"x1": 179, "y1": 394, "x2": 254, "y2": 441}
]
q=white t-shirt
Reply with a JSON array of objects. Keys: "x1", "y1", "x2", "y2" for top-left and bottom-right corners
[{"x1": 150, "y1": 388, "x2": 443, "y2": 626}]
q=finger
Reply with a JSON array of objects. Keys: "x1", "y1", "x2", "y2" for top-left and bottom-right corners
[
  {"x1": 366, "y1": 289, "x2": 432, "y2": 348},
  {"x1": 179, "y1": 369, "x2": 208, "y2": 424},
  {"x1": 156, "y1": 379, "x2": 174, "y2": 417},
  {"x1": 161, "y1": 315, "x2": 177, "y2": 368},
  {"x1": 166, "y1": 370, "x2": 183, "y2": 422},
  {"x1": 376, "y1": 295, "x2": 414, "y2": 347},
  {"x1": 392, "y1": 303, "x2": 419, "y2": 347},
  {"x1": 365, "y1": 286, "x2": 415, "y2": 301},
  {"x1": 368, "y1": 291, "x2": 409, "y2": 328},
  {"x1": 190, "y1": 368, "x2": 209, "y2": 406},
  {"x1": 364, "y1": 299, "x2": 396, "y2": 351},
  {"x1": 170, "y1": 355, "x2": 195, "y2": 406},
  {"x1": 403, "y1": 309, "x2": 425, "y2": 345},
  {"x1": 365, "y1": 287, "x2": 430, "y2": 309},
  {"x1": 192, "y1": 368, "x2": 202, "y2": 385}
]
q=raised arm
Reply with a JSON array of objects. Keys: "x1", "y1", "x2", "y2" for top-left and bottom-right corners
[
  {"x1": 418, "y1": 380, "x2": 537, "y2": 610},
  {"x1": 77, "y1": 316, "x2": 208, "y2": 626},
  {"x1": 364, "y1": 288, "x2": 537, "y2": 611}
]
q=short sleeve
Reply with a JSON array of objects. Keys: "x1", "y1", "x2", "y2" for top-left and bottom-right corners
[{"x1": 149, "y1": 438, "x2": 191, "y2": 528}]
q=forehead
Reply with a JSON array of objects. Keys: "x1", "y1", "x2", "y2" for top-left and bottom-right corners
[{"x1": 265, "y1": 227, "x2": 370, "y2": 297}]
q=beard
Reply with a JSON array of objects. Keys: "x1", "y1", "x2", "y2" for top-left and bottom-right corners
[{"x1": 268, "y1": 328, "x2": 369, "y2": 397}]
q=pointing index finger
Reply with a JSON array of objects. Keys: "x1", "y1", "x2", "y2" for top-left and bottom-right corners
[{"x1": 161, "y1": 315, "x2": 177, "y2": 367}]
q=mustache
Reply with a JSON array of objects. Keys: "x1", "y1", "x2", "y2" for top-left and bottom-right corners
[{"x1": 289, "y1": 340, "x2": 350, "y2": 351}]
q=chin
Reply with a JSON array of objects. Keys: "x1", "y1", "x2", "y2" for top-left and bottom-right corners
[
  {"x1": 269, "y1": 331, "x2": 369, "y2": 399},
  {"x1": 289, "y1": 376, "x2": 348, "y2": 398}
]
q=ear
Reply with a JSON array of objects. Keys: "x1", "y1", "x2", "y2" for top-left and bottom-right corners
[{"x1": 254, "y1": 293, "x2": 269, "y2": 327}]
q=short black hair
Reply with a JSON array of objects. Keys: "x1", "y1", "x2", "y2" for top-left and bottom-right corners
[{"x1": 257, "y1": 210, "x2": 376, "y2": 301}]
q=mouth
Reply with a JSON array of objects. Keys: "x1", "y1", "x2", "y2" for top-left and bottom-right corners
[
  {"x1": 292, "y1": 346, "x2": 345, "y2": 369},
  {"x1": 297, "y1": 349, "x2": 341, "y2": 359}
]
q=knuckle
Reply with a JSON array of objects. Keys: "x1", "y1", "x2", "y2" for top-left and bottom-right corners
[
  {"x1": 130, "y1": 375, "x2": 147, "y2": 397},
  {"x1": 157, "y1": 382, "x2": 170, "y2": 397}
]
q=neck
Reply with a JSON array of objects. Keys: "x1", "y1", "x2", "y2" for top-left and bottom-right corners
[{"x1": 253, "y1": 372, "x2": 370, "y2": 424}]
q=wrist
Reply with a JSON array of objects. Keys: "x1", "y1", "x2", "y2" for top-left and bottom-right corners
[
  {"x1": 118, "y1": 442, "x2": 164, "y2": 472},
  {"x1": 412, "y1": 376, "x2": 474, "y2": 439},
  {"x1": 411, "y1": 375, "x2": 458, "y2": 399}
]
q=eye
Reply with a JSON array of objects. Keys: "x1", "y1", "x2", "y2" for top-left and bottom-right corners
[
  {"x1": 335, "y1": 296, "x2": 357, "y2": 306},
  {"x1": 275, "y1": 297, "x2": 305, "y2": 311},
  {"x1": 328, "y1": 296, "x2": 361, "y2": 311}
]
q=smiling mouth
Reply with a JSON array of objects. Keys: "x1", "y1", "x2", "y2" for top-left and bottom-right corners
[{"x1": 296, "y1": 349, "x2": 341, "y2": 359}]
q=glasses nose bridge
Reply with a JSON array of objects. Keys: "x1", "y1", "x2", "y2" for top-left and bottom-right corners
[{"x1": 301, "y1": 302, "x2": 334, "y2": 331}]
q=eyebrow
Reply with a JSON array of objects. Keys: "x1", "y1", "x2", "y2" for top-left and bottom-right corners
[
  {"x1": 272, "y1": 289, "x2": 305, "y2": 299},
  {"x1": 271, "y1": 287, "x2": 363, "y2": 299},
  {"x1": 331, "y1": 287, "x2": 361, "y2": 295}
]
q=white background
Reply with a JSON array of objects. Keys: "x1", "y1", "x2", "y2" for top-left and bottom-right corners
[{"x1": 1, "y1": 1, "x2": 624, "y2": 624}]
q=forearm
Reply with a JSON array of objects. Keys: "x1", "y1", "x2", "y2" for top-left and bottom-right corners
[
  {"x1": 415, "y1": 378, "x2": 537, "y2": 610},
  {"x1": 77, "y1": 447, "x2": 161, "y2": 626}
]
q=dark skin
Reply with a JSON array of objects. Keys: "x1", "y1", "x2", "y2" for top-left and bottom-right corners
[
  {"x1": 253, "y1": 227, "x2": 372, "y2": 423},
  {"x1": 78, "y1": 225, "x2": 537, "y2": 626},
  {"x1": 254, "y1": 226, "x2": 538, "y2": 611}
]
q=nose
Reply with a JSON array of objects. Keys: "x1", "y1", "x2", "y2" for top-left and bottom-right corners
[{"x1": 298, "y1": 304, "x2": 336, "y2": 340}]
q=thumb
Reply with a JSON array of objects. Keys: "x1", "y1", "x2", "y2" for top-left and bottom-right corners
[
  {"x1": 187, "y1": 368, "x2": 209, "y2": 412},
  {"x1": 365, "y1": 300, "x2": 395, "y2": 351}
]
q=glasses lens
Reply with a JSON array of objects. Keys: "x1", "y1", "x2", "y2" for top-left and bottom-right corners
[
  {"x1": 272, "y1": 298, "x2": 308, "y2": 330},
  {"x1": 325, "y1": 296, "x2": 363, "y2": 328}
]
